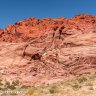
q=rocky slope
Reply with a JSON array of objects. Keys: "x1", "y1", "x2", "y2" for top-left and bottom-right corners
[{"x1": 0, "y1": 14, "x2": 96, "y2": 85}]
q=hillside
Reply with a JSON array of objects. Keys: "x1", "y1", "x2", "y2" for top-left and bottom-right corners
[{"x1": 0, "y1": 14, "x2": 96, "y2": 88}]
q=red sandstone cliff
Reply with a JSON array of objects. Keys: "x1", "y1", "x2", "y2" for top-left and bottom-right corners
[
  {"x1": 0, "y1": 14, "x2": 96, "y2": 85},
  {"x1": 0, "y1": 14, "x2": 96, "y2": 42}
]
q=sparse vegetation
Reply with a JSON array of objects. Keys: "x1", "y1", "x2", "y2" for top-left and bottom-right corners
[
  {"x1": 0, "y1": 74, "x2": 96, "y2": 95},
  {"x1": 0, "y1": 80, "x2": 20, "y2": 91}
]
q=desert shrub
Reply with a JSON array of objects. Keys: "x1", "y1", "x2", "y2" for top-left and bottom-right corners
[
  {"x1": 21, "y1": 85, "x2": 31, "y2": 89},
  {"x1": 4, "y1": 81, "x2": 19, "y2": 90},
  {"x1": 26, "y1": 87, "x2": 37, "y2": 95},
  {"x1": 77, "y1": 76, "x2": 87, "y2": 84},
  {"x1": 49, "y1": 85, "x2": 58, "y2": 94},
  {"x1": 71, "y1": 82, "x2": 81, "y2": 90},
  {"x1": 9, "y1": 85, "x2": 16, "y2": 90},
  {"x1": 12, "y1": 80, "x2": 19, "y2": 86},
  {"x1": 5, "y1": 81, "x2": 10, "y2": 88}
]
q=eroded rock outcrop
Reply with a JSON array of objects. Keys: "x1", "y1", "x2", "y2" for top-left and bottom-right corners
[{"x1": 0, "y1": 14, "x2": 96, "y2": 85}]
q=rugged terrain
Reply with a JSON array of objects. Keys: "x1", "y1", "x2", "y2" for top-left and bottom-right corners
[{"x1": 0, "y1": 14, "x2": 96, "y2": 87}]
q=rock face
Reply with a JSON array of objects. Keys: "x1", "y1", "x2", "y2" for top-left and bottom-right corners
[
  {"x1": 0, "y1": 14, "x2": 96, "y2": 85},
  {"x1": 0, "y1": 14, "x2": 96, "y2": 42}
]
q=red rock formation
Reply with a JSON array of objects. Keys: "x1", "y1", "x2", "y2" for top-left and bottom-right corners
[
  {"x1": 0, "y1": 14, "x2": 96, "y2": 85},
  {"x1": 0, "y1": 14, "x2": 95, "y2": 42}
]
